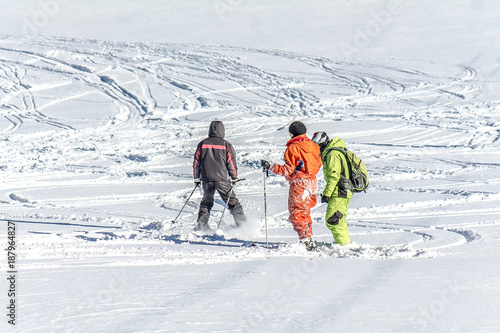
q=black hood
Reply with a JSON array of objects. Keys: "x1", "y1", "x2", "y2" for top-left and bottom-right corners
[{"x1": 209, "y1": 120, "x2": 225, "y2": 138}]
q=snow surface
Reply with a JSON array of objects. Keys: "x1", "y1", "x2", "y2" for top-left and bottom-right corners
[{"x1": 1, "y1": 1, "x2": 500, "y2": 332}]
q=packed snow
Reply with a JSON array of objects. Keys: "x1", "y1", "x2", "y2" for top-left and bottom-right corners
[{"x1": 1, "y1": 1, "x2": 500, "y2": 332}]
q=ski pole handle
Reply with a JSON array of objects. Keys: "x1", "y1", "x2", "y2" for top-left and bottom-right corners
[
  {"x1": 231, "y1": 178, "x2": 246, "y2": 184},
  {"x1": 261, "y1": 160, "x2": 270, "y2": 177}
]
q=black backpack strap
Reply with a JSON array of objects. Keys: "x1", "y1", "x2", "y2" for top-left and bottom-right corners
[{"x1": 322, "y1": 147, "x2": 349, "y2": 178}]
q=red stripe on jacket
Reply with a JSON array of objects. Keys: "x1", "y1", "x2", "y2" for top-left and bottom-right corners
[
  {"x1": 201, "y1": 144, "x2": 226, "y2": 150},
  {"x1": 227, "y1": 149, "x2": 237, "y2": 178},
  {"x1": 193, "y1": 147, "x2": 201, "y2": 178}
]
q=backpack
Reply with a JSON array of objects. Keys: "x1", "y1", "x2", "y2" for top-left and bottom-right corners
[{"x1": 323, "y1": 147, "x2": 369, "y2": 193}]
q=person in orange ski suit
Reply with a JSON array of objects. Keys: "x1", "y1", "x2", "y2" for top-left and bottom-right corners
[{"x1": 262, "y1": 121, "x2": 322, "y2": 250}]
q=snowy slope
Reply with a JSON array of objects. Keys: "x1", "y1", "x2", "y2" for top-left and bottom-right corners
[{"x1": 1, "y1": 1, "x2": 500, "y2": 332}]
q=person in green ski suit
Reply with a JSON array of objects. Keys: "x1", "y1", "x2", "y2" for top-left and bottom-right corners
[{"x1": 312, "y1": 131, "x2": 352, "y2": 245}]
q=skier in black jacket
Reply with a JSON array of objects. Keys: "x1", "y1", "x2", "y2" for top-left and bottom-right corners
[{"x1": 193, "y1": 120, "x2": 246, "y2": 231}]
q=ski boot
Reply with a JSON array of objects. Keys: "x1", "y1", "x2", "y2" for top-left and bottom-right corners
[
  {"x1": 301, "y1": 237, "x2": 318, "y2": 251},
  {"x1": 194, "y1": 221, "x2": 210, "y2": 232}
]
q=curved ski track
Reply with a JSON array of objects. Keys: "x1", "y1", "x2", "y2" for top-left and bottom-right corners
[{"x1": 1, "y1": 35, "x2": 499, "y2": 261}]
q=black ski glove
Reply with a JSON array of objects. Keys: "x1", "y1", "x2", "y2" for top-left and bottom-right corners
[
  {"x1": 321, "y1": 194, "x2": 330, "y2": 203},
  {"x1": 261, "y1": 160, "x2": 271, "y2": 172}
]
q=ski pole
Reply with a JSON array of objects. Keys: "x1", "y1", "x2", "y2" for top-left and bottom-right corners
[
  {"x1": 172, "y1": 182, "x2": 200, "y2": 223},
  {"x1": 263, "y1": 171, "x2": 269, "y2": 248},
  {"x1": 261, "y1": 161, "x2": 269, "y2": 248},
  {"x1": 216, "y1": 178, "x2": 246, "y2": 230}
]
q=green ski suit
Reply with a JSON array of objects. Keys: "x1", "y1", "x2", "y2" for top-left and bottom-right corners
[{"x1": 321, "y1": 137, "x2": 352, "y2": 245}]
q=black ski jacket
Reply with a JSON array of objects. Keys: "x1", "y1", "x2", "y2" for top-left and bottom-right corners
[{"x1": 193, "y1": 121, "x2": 238, "y2": 181}]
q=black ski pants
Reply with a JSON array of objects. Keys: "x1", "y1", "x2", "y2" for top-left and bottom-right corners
[{"x1": 197, "y1": 180, "x2": 246, "y2": 226}]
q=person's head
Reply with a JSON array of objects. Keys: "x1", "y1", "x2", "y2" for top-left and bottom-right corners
[
  {"x1": 311, "y1": 131, "x2": 329, "y2": 153},
  {"x1": 288, "y1": 121, "x2": 307, "y2": 138},
  {"x1": 209, "y1": 120, "x2": 225, "y2": 138}
]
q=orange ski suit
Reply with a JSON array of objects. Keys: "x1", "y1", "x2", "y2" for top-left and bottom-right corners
[{"x1": 271, "y1": 135, "x2": 322, "y2": 240}]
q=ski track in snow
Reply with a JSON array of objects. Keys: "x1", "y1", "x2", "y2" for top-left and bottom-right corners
[{"x1": 1, "y1": 35, "x2": 500, "y2": 264}]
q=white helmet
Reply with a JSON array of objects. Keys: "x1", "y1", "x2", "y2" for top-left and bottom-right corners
[{"x1": 312, "y1": 131, "x2": 329, "y2": 145}]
